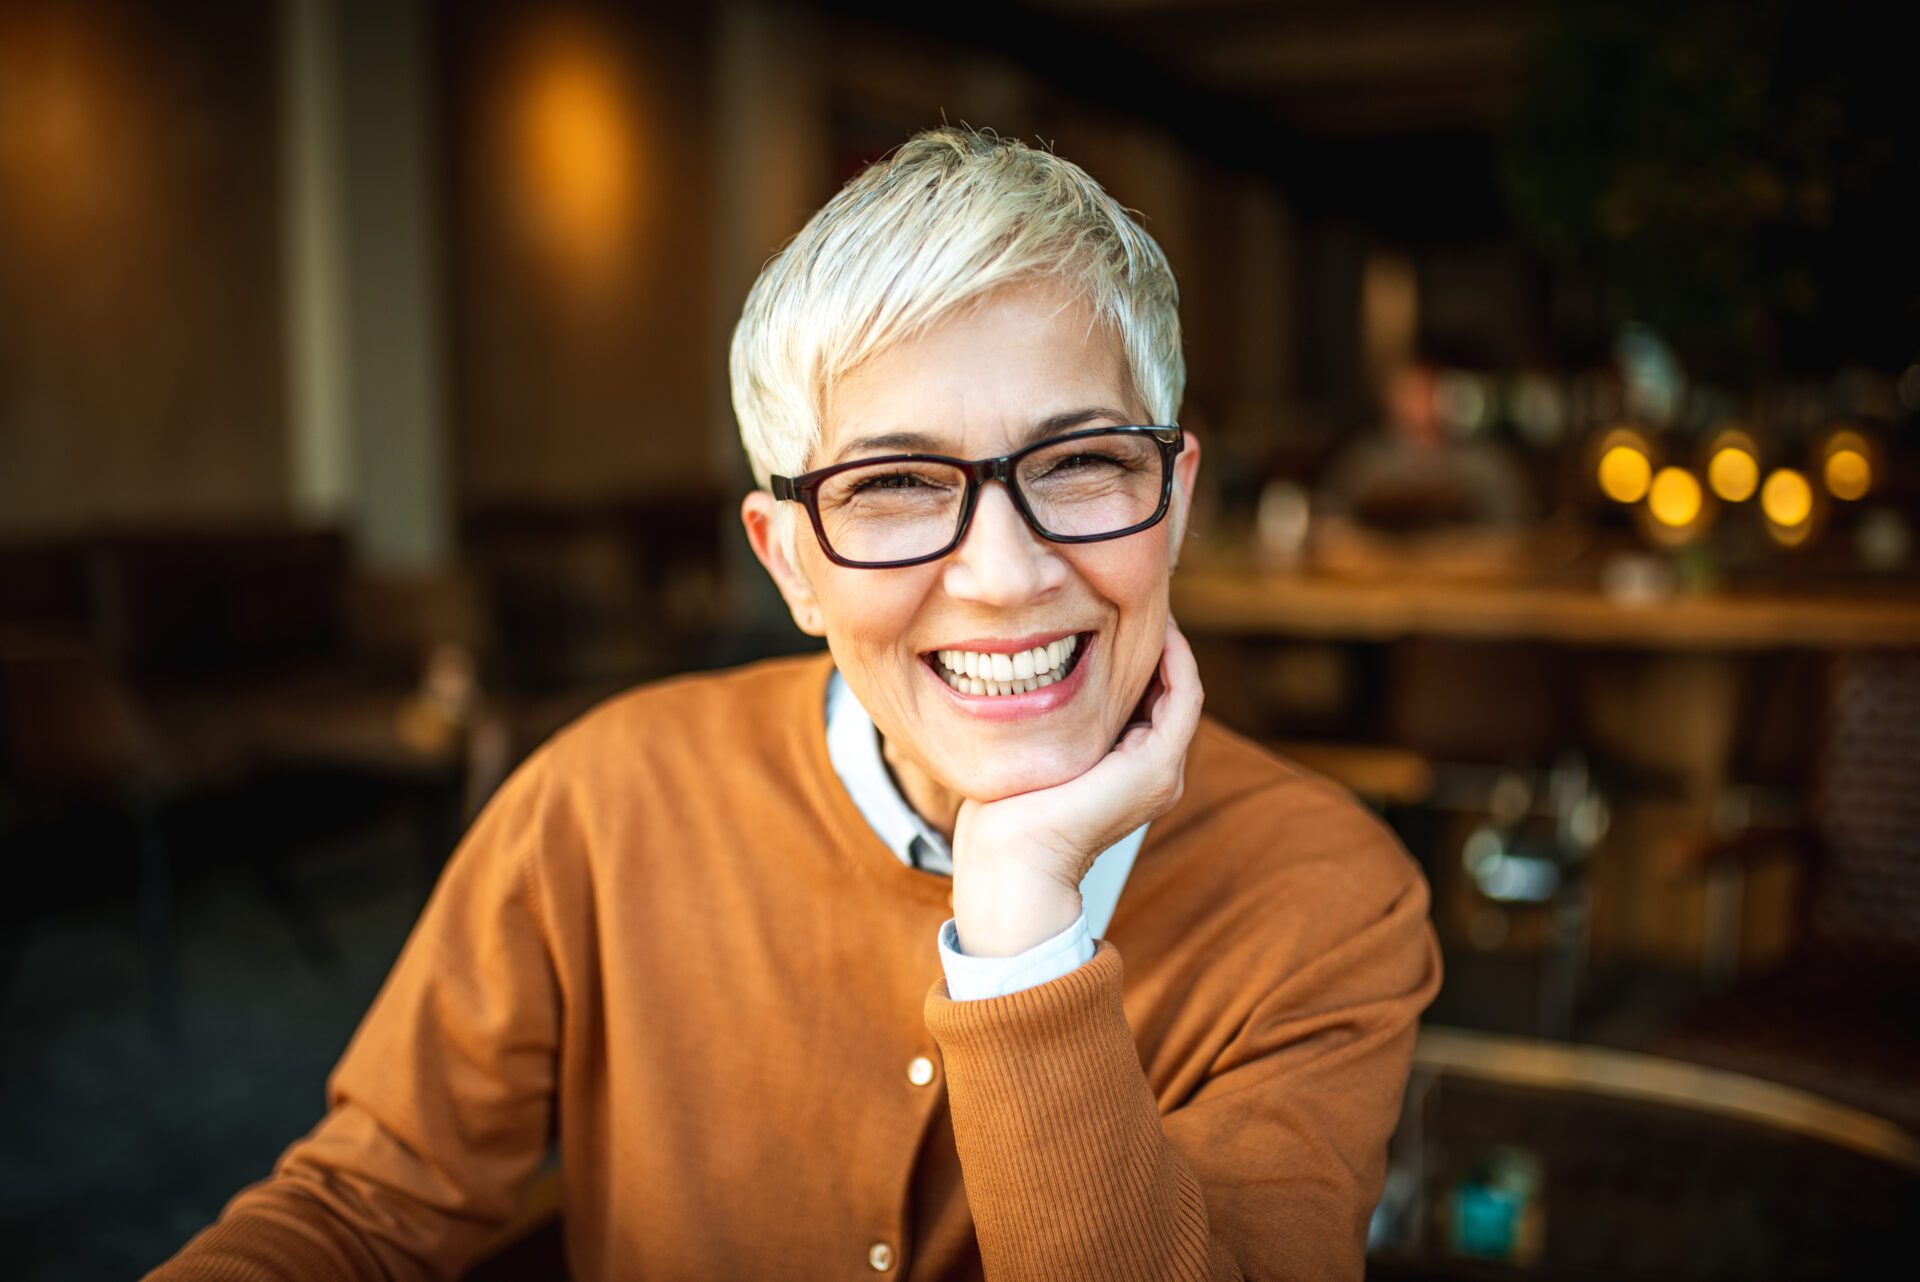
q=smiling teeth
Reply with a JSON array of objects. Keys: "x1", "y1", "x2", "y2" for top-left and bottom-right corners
[{"x1": 932, "y1": 636, "x2": 1079, "y2": 697}]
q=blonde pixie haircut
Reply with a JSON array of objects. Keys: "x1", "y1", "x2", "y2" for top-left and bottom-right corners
[{"x1": 729, "y1": 126, "x2": 1186, "y2": 494}]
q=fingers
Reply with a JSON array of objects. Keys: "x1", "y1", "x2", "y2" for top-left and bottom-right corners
[
  {"x1": 1101, "y1": 619, "x2": 1200, "y2": 819},
  {"x1": 1110, "y1": 618, "x2": 1201, "y2": 778},
  {"x1": 1154, "y1": 614, "x2": 1205, "y2": 745}
]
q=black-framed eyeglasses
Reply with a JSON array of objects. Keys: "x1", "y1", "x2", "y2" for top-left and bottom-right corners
[{"x1": 770, "y1": 425, "x2": 1184, "y2": 569}]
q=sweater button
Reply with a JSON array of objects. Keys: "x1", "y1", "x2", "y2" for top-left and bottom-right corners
[
  {"x1": 906, "y1": 1055, "x2": 936, "y2": 1087},
  {"x1": 868, "y1": 1241, "x2": 895, "y2": 1271}
]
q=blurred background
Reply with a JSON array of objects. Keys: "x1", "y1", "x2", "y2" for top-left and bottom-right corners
[{"x1": 1, "y1": 0, "x2": 1916, "y2": 1277}]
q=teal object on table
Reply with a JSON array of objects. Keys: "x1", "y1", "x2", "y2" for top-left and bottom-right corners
[
  {"x1": 1450, "y1": 1183, "x2": 1522, "y2": 1257},
  {"x1": 1446, "y1": 1145, "x2": 1544, "y2": 1263}
]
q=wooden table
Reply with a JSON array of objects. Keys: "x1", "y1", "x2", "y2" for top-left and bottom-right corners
[{"x1": 1172, "y1": 565, "x2": 1920, "y2": 651}]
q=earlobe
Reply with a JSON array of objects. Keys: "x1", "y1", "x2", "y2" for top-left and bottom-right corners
[
  {"x1": 741, "y1": 491, "x2": 828, "y2": 638},
  {"x1": 1168, "y1": 429, "x2": 1203, "y2": 568}
]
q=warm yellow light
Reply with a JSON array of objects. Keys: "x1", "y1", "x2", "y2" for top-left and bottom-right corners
[
  {"x1": 0, "y1": 7, "x2": 143, "y2": 236},
  {"x1": 1707, "y1": 447, "x2": 1758, "y2": 502},
  {"x1": 1825, "y1": 449, "x2": 1871, "y2": 500},
  {"x1": 510, "y1": 21, "x2": 636, "y2": 274},
  {"x1": 1824, "y1": 428, "x2": 1869, "y2": 458},
  {"x1": 1761, "y1": 468, "x2": 1813, "y2": 528},
  {"x1": 1598, "y1": 445, "x2": 1652, "y2": 503},
  {"x1": 1647, "y1": 467, "x2": 1703, "y2": 527}
]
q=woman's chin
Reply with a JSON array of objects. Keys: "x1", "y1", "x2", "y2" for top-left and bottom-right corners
[{"x1": 944, "y1": 743, "x2": 1106, "y2": 805}]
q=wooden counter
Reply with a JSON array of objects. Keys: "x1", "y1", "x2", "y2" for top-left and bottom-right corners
[{"x1": 1172, "y1": 566, "x2": 1920, "y2": 651}]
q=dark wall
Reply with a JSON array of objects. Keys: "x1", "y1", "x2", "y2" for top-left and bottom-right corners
[
  {"x1": 442, "y1": 2, "x2": 721, "y2": 508},
  {"x1": 0, "y1": 0, "x2": 287, "y2": 536}
]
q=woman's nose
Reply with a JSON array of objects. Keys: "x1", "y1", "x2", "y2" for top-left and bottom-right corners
[{"x1": 941, "y1": 482, "x2": 1066, "y2": 605}]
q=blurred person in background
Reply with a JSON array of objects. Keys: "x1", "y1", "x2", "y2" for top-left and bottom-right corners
[
  {"x1": 150, "y1": 128, "x2": 1439, "y2": 1281},
  {"x1": 1317, "y1": 361, "x2": 1535, "y2": 534}
]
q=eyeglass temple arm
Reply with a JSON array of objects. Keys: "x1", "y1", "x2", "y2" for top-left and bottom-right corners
[{"x1": 770, "y1": 476, "x2": 796, "y2": 500}]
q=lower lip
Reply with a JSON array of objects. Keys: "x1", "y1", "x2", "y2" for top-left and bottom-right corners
[{"x1": 919, "y1": 634, "x2": 1094, "y2": 722}]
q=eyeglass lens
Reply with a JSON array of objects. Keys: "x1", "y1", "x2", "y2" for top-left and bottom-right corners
[{"x1": 812, "y1": 430, "x2": 1166, "y2": 565}]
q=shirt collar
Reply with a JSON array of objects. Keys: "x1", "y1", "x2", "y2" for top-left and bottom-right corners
[{"x1": 825, "y1": 669, "x2": 953, "y2": 872}]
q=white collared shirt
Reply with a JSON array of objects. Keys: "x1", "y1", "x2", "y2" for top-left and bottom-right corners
[{"x1": 825, "y1": 670, "x2": 1144, "y2": 1000}]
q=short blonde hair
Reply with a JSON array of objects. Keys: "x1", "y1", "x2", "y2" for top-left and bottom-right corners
[{"x1": 729, "y1": 127, "x2": 1185, "y2": 490}]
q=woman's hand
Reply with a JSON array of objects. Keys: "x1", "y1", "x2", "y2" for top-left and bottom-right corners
[{"x1": 949, "y1": 615, "x2": 1205, "y2": 957}]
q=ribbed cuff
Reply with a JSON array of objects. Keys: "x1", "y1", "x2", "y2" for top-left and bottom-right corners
[{"x1": 923, "y1": 934, "x2": 1128, "y2": 1058}]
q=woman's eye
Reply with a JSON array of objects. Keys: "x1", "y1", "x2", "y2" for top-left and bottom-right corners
[
  {"x1": 851, "y1": 471, "x2": 936, "y2": 493},
  {"x1": 848, "y1": 468, "x2": 960, "y2": 495},
  {"x1": 1046, "y1": 452, "x2": 1125, "y2": 474}
]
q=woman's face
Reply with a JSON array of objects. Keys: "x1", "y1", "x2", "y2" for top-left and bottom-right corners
[{"x1": 746, "y1": 282, "x2": 1200, "y2": 805}]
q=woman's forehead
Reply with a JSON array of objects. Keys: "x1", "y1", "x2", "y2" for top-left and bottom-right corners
[
  {"x1": 822, "y1": 406, "x2": 1141, "y2": 467},
  {"x1": 817, "y1": 286, "x2": 1138, "y2": 460}
]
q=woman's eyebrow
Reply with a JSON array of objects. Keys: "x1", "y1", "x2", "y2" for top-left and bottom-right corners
[
  {"x1": 829, "y1": 407, "x2": 1131, "y2": 464},
  {"x1": 1027, "y1": 406, "x2": 1131, "y2": 443},
  {"x1": 831, "y1": 430, "x2": 942, "y2": 462}
]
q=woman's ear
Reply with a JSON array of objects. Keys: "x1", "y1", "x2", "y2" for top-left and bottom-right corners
[
  {"x1": 1168, "y1": 429, "x2": 1203, "y2": 569},
  {"x1": 741, "y1": 491, "x2": 827, "y2": 636}
]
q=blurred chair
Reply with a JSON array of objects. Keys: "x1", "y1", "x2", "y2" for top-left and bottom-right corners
[
  {"x1": 88, "y1": 525, "x2": 351, "y2": 688},
  {"x1": 1271, "y1": 740, "x2": 1436, "y2": 808},
  {"x1": 1371, "y1": 1025, "x2": 1920, "y2": 1280},
  {"x1": 0, "y1": 628, "x2": 179, "y2": 1028},
  {"x1": 0, "y1": 527, "x2": 499, "y2": 1029},
  {"x1": 462, "y1": 493, "x2": 733, "y2": 694},
  {"x1": 1221, "y1": 633, "x2": 1599, "y2": 1040},
  {"x1": 1655, "y1": 651, "x2": 1920, "y2": 1134},
  {"x1": 1387, "y1": 639, "x2": 1603, "y2": 1041},
  {"x1": 1389, "y1": 639, "x2": 1571, "y2": 767}
]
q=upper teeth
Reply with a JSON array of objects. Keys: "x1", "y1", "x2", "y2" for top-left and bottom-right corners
[{"x1": 931, "y1": 635, "x2": 1079, "y2": 696}]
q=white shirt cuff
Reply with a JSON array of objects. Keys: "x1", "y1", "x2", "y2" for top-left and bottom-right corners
[{"x1": 936, "y1": 913, "x2": 1097, "y2": 1001}]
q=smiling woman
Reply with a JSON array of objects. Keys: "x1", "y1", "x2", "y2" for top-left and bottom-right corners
[
  {"x1": 149, "y1": 128, "x2": 1441, "y2": 1282},
  {"x1": 744, "y1": 281, "x2": 1197, "y2": 843}
]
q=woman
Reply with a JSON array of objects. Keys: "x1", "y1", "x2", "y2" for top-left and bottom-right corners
[{"x1": 152, "y1": 128, "x2": 1440, "y2": 1281}]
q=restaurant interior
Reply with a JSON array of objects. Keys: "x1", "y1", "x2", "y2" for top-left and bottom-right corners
[{"x1": 1, "y1": 0, "x2": 1915, "y2": 1277}]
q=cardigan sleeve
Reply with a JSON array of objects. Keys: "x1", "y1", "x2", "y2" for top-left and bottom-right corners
[
  {"x1": 922, "y1": 852, "x2": 1441, "y2": 1282},
  {"x1": 144, "y1": 755, "x2": 564, "y2": 1282}
]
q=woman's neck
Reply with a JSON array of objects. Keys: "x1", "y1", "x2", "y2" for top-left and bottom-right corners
[{"x1": 879, "y1": 733, "x2": 963, "y2": 842}]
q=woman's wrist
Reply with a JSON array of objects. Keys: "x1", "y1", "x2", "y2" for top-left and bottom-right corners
[{"x1": 950, "y1": 858, "x2": 1085, "y2": 958}]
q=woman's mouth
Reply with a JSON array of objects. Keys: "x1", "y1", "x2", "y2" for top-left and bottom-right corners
[{"x1": 923, "y1": 632, "x2": 1090, "y2": 697}]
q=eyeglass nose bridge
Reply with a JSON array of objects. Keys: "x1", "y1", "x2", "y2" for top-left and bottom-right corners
[
  {"x1": 975, "y1": 456, "x2": 1015, "y2": 486},
  {"x1": 952, "y1": 455, "x2": 1052, "y2": 557}
]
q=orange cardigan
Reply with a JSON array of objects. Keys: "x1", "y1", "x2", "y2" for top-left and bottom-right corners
[{"x1": 148, "y1": 653, "x2": 1441, "y2": 1280}]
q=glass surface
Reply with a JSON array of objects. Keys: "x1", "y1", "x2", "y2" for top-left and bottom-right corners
[{"x1": 814, "y1": 429, "x2": 1168, "y2": 564}]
